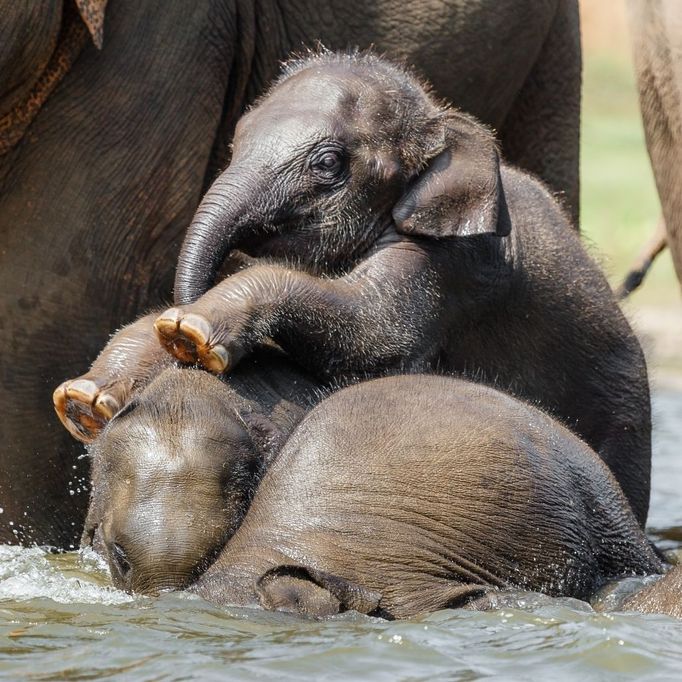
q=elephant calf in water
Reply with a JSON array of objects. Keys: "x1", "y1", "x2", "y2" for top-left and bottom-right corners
[
  {"x1": 81, "y1": 344, "x2": 319, "y2": 593},
  {"x1": 85, "y1": 369, "x2": 663, "y2": 617}
]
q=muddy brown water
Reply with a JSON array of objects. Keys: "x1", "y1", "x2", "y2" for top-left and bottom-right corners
[{"x1": 1, "y1": 384, "x2": 681, "y2": 680}]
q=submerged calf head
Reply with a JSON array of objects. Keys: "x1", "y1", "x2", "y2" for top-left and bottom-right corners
[{"x1": 83, "y1": 367, "x2": 273, "y2": 593}]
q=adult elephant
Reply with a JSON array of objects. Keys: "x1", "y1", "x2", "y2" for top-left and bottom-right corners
[
  {"x1": 627, "y1": 0, "x2": 682, "y2": 291},
  {"x1": 0, "y1": 0, "x2": 580, "y2": 547}
]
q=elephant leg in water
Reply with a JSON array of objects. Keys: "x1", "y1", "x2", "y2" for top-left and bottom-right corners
[{"x1": 621, "y1": 565, "x2": 682, "y2": 619}]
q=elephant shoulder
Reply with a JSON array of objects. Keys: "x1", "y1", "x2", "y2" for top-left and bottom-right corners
[{"x1": 499, "y1": 163, "x2": 573, "y2": 232}]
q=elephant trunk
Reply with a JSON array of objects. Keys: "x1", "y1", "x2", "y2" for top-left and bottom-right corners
[{"x1": 174, "y1": 169, "x2": 269, "y2": 305}]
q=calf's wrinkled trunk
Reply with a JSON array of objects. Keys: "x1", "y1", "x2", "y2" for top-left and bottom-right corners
[{"x1": 174, "y1": 169, "x2": 270, "y2": 305}]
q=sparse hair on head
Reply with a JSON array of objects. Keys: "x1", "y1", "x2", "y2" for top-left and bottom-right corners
[{"x1": 253, "y1": 47, "x2": 454, "y2": 176}]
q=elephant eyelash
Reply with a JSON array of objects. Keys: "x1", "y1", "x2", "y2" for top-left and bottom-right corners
[{"x1": 308, "y1": 143, "x2": 348, "y2": 178}]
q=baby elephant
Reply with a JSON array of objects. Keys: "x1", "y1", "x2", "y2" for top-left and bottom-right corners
[
  {"x1": 157, "y1": 52, "x2": 651, "y2": 526},
  {"x1": 82, "y1": 348, "x2": 318, "y2": 593},
  {"x1": 171, "y1": 375, "x2": 660, "y2": 618}
]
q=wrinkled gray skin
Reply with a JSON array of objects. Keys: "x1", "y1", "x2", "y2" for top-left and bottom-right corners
[
  {"x1": 621, "y1": 565, "x2": 682, "y2": 619},
  {"x1": 83, "y1": 349, "x2": 319, "y2": 593},
  {"x1": 628, "y1": 0, "x2": 682, "y2": 290},
  {"x1": 3, "y1": 0, "x2": 581, "y2": 548},
  {"x1": 164, "y1": 53, "x2": 651, "y2": 526},
  {"x1": 187, "y1": 375, "x2": 662, "y2": 619}
]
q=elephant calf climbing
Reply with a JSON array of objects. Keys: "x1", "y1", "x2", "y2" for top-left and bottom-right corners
[{"x1": 154, "y1": 52, "x2": 651, "y2": 526}]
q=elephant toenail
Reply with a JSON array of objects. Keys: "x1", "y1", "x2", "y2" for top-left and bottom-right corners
[
  {"x1": 94, "y1": 393, "x2": 120, "y2": 420},
  {"x1": 154, "y1": 308, "x2": 183, "y2": 337},
  {"x1": 180, "y1": 314, "x2": 213, "y2": 346},
  {"x1": 67, "y1": 379, "x2": 99, "y2": 404},
  {"x1": 204, "y1": 344, "x2": 230, "y2": 373}
]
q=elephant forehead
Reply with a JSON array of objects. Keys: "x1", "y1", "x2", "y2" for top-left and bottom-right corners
[
  {"x1": 104, "y1": 422, "x2": 227, "y2": 482},
  {"x1": 111, "y1": 457, "x2": 224, "y2": 514},
  {"x1": 236, "y1": 113, "x2": 333, "y2": 157},
  {"x1": 237, "y1": 76, "x2": 368, "y2": 148}
]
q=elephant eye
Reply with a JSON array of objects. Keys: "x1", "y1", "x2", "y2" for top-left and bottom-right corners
[
  {"x1": 317, "y1": 153, "x2": 340, "y2": 169},
  {"x1": 309, "y1": 146, "x2": 347, "y2": 182}
]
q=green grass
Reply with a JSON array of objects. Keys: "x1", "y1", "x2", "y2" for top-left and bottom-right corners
[{"x1": 580, "y1": 53, "x2": 679, "y2": 306}]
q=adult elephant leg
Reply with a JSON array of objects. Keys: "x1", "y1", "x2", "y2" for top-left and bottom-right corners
[
  {"x1": 498, "y1": 0, "x2": 581, "y2": 227},
  {"x1": 0, "y1": 0, "x2": 242, "y2": 546},
  {"x1": 628, "y1": 0, "x2": 682, "y2": 290}
]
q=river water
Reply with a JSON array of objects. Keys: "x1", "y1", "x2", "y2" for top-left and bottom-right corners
[{"x1": 1, "y1": 382, "x2": 681, "y2": 680}]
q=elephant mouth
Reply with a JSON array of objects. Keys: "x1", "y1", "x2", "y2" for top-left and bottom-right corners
[
  {"x1": 248, "y1": 231, "x2": 326, "y2": 269},
  {"x1": 247, "y1": 209, "x2": 395, "y2": 275}
]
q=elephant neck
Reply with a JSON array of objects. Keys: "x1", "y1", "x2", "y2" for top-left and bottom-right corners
[{"x1": 224, "y1": 346, "x2": 323, "y2": 430}]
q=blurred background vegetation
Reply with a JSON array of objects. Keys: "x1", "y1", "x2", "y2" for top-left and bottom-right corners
[{"x1": 580, "y1": 0, "x2": 681, "y2": 375}]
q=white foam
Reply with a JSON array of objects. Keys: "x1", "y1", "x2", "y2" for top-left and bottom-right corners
[{"x1": 0, "y1": 545, "x2": 133, "y2": 605}]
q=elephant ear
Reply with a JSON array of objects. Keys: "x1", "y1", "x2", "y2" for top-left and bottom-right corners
[
  {"x1": 255, "y1": 565, "x2": 385, "y2": 619},
  {"x1": 393, "y1": 111, "x2": 510, "y2": 238},
  {"x1": 74, "y1": 0, "x2": 109, "y2": 50}
]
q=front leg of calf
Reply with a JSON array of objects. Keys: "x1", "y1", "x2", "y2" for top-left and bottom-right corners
[
  {"x1": 155, "y1": 244, "x2": 442, "y2": 378},
  {"x1": 53, "y1": 313, "x2": 173, "y2": 443}
]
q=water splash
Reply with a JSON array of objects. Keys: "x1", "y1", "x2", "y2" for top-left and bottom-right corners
[{"x1": 0, "y1": 545, "x2": 132, "y2": 605}]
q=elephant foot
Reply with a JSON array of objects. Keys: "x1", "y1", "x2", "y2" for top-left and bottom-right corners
[
  {"x1": 154, "y1": 308, "x2": 230, "y2": 374},
  {"x1": 53, "y1": 377, "x2": 130, "y2": 444}
]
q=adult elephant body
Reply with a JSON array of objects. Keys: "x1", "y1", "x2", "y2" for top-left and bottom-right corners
[{"x1": 0, "y1": 0, "x2": 580, "y2": 546}]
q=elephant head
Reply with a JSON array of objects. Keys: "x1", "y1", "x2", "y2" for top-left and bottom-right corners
[
  {"x1": 174, "y1": 52, "x2": 509, "y2": 304},
  {"x1": 82, "y1": 367, "x2": 279, "y2": 594}
]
